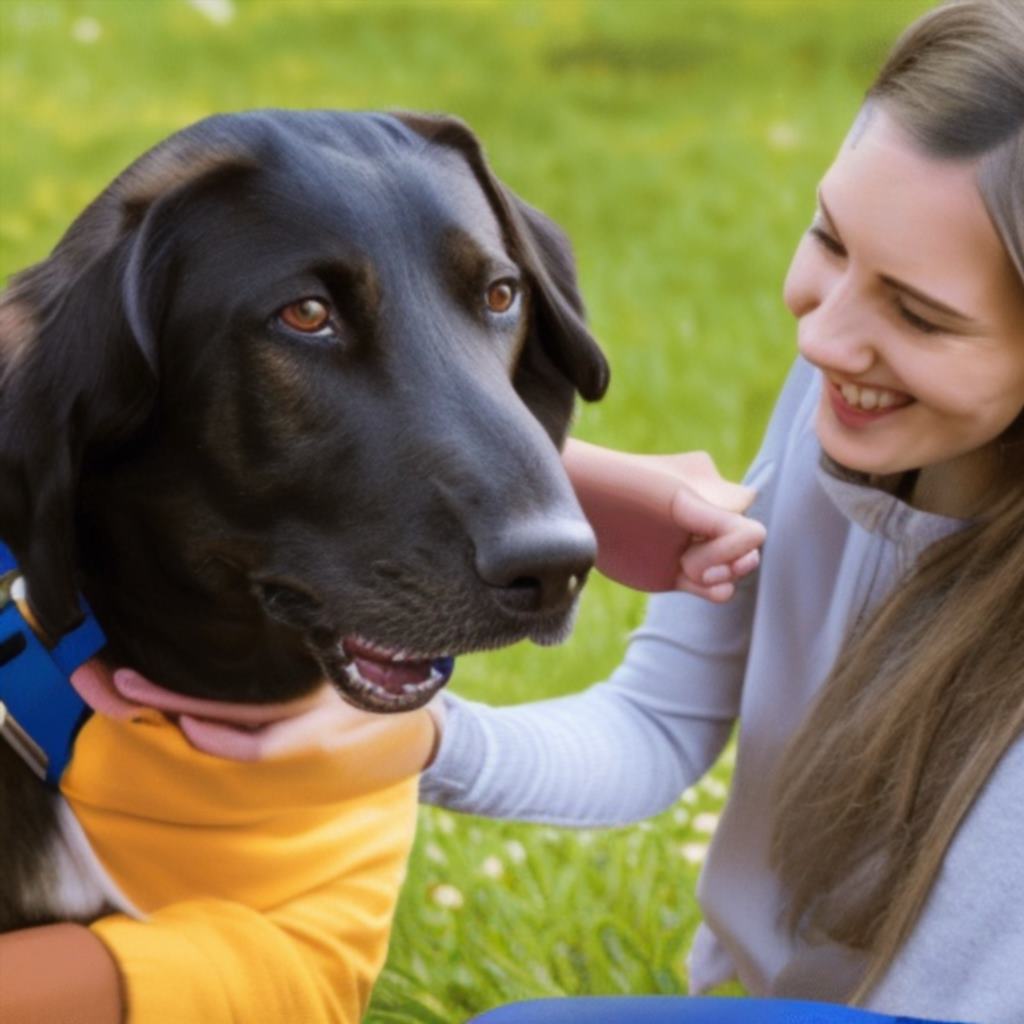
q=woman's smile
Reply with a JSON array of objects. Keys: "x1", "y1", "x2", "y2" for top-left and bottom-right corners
[{"x1": 826, "y1": 376, "x2": 914, "y2": 428}]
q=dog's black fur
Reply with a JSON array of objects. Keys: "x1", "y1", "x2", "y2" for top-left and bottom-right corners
[{"x1": 0, "y1": 110, "x2": 609, "y2": 929}]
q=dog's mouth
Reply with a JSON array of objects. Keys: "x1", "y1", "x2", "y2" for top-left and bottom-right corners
[{"x1": 331, "y1": 634, "x2": 455, "y2": 713}]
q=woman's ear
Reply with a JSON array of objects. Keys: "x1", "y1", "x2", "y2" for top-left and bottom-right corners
[
  {"x1": 392, "y1": 112, "x2": 610, "y2": 445},
  {"x1": 0, "y1": 123, "x2": 255, "y2": 639}
]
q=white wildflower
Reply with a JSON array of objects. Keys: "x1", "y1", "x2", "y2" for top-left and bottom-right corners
[
  {"x1": 701, "y1": 777, "x2": 727, "y2": 799},
  {"x1": 480, "y1": 855, "x2": 504, "y2": 879},
  {"x1": 186, "y1": 0, "x2": 235, "y2": 26},
  {"x1": 429, "y1": 883, "x2": 464, "y2": 909},
  {"x1": 71, "y1": 17, "x2": 101, "y2": 44},
  {"x1": 503, "y1": 839, "x2": 527, "y2": 864},
  {"x1": 694, "y1": 812, "x2": 720, "y2": 835},
  {"x1": 679, "y1": 842, "x2": 708, "y2": 865}
]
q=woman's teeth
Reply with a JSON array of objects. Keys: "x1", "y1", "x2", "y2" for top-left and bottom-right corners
[{"x1": 839, "y1": 382, "x2": 903, "y2": 411}]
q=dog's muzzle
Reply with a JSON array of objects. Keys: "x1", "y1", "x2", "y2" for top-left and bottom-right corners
[{"x1": 333, "y1": 635, "x2": 455, "y2": 714}]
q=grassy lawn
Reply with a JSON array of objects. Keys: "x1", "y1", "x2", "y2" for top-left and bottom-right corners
[{"x1": 1, "y1": 1, "x2": 930, "y2": 1020}]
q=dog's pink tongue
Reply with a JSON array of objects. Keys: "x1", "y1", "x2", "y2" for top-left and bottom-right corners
[{"x1": 351, "y1": 655, "x2": 432, "y2": 693}]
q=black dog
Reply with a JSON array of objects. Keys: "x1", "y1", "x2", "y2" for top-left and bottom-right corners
[{"x1": 0, "y1": 110, "x2": 608, "y2": 929}]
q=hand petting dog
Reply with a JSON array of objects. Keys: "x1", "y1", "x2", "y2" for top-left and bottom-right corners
[{"x1": 88, "y1": 443, "x2": 766, "y2": 769}]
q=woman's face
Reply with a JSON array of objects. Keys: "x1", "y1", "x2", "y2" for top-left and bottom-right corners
[{"x1": 784, "y1": 107, "x2": 1024, "y2": 507}]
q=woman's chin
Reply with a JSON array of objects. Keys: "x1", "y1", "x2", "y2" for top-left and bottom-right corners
[{"x1": 814, "y1": 410, "x2": 913, "y2": 479}]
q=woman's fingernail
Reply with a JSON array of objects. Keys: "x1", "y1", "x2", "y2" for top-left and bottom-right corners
[
  {"x1": 703, "y1": 565, "x2": 731, "y2": 585},
  {"x1": 709, "y1": 582, "x2": 735, "y2": 602},
  {"x1": 113, "y1": 668, "x2": 139, "y2": 691},
  {"x1": 735, "y1": 550, "x2": 760, "y2": 574}
]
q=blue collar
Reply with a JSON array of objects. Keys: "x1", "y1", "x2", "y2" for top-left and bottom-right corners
[{"x1": 0, "y1": 542, "x2": 105, "y2": 786}]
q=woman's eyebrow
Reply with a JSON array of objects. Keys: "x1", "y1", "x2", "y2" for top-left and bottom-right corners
[
  {"x1": 817, "y1": 189, "x2": 980, "y2": 327},
  {"x1": 880, "y1": 275, "x2": 979, "y2": 326}
]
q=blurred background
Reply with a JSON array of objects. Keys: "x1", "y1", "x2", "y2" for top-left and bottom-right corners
[{"x1": 0, "y1": 1, "x2": 930, "y2": 1020}]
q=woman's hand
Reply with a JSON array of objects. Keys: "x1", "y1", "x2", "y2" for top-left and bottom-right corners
[
  {"x1": 563, "y1": 440, "x2": 767, "y2": 600},
  {"x1": 70, "y1": 660, "x2": 441, "y2": 772}
]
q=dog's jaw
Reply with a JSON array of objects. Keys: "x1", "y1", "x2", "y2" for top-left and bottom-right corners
[{"x1": 326, "y1": 635, "x2": 455, "y2": 714}]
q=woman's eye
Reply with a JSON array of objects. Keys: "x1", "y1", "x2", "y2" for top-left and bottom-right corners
[
  {"x1": 897, "y1": 303, "x2": 942, "y2": 335},
  {"x1": 278, "y1": 298, "x2": 333, "y2": 334},
  {"x1": 485, "y1": 280, "x2": 518, "y2": 315},
  {"x1": 809, "y1": 226, "x2": 846, "y2": 258}
]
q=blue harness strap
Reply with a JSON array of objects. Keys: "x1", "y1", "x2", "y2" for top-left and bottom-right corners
[{"x1": 0, "y1": 541, "x2": 105, "y2": 786}]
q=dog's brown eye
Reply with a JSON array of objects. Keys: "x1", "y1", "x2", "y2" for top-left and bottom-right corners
[
  {"x1": 279, "y1": 299, "x2": 331, "y2": 333},
  {"x1": 486, "y1": 281, "x2": 517, "y2": 315}
]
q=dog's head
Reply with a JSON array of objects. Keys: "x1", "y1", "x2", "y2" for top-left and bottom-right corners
[{"x1": 0, "y1": 110, "x2": 609, "y2": 712}]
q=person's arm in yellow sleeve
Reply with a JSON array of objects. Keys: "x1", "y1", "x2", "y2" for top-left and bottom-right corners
[
  {"x1": 1, "y1": 864, "x2": 401, "y2": 1024},
  {"x1": 91, "y1": 886, "x2": 388, "y2": 1024}
]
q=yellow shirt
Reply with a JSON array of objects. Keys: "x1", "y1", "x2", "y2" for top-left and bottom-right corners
[{"x1": 59, "y1": 702, "x2": 433, "y2": 1023}]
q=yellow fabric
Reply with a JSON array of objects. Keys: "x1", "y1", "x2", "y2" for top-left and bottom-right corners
[{"x1": 59, "y1": 705, "x2": 433, "y2": 1023}]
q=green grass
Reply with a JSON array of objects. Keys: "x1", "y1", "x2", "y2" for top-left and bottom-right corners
[{"x1": 0, "y1": 1, "x2": 931, "y2": 1019}]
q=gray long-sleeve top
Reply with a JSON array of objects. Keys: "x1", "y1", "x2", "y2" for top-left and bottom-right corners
[{"x1": 421, "y1": 358, "x2": 1024, "y2": 1024}]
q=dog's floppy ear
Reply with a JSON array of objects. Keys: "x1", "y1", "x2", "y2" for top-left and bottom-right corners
[
  {"x1": 0, "y1": 121, "x2": 256, "y2": 638},
  {"x1": 393, "y1": 112, "x2": 610, "y2": 443}
]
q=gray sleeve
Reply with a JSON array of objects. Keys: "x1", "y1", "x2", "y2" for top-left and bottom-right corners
[
  {"x1": 419, "y1": 583, "x2": 755, "y2": 826},
  {"x1": 420, "y1": 358, "x2": 812, "y2": 827},
  {"x1": 864, "y1": 738, "x2": 1024, "y2": 1024}
]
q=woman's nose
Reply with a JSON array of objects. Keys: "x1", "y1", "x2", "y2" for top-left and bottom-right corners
[{"x1": 789, "y1": 265, "x2": 877, "y2": 375}]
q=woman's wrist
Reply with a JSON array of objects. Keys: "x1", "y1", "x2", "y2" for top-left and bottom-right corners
[{"x1": 423, "y1": 694, "x2": 447, "y2": 769}]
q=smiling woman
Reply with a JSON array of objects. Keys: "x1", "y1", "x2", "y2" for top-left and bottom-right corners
[
  {"x1": 772, "y1": 0, "x2": 1024, "y2": 1002},
  {"x1": 419, "y1": 2, "x2": 1024, "y2": 1022},
  {"x1": 786, "y1": 109, "x2": 1024, "y2": 506}
]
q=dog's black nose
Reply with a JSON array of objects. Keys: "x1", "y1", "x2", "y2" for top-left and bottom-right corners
[{"x1": 477, "y1": 518, "x2": 596, "y2": 615}]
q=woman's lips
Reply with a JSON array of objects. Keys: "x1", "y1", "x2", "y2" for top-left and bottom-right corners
[{"x1": 827, "y1": 378, "x2": 913, "y2": 429}]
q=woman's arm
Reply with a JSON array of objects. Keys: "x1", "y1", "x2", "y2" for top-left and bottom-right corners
[
  {"x1": 0, "y1": 924, "x2": 122, "y2": 1024},
  {"x1": 420, "y1": 580, "x2": 756, "y2": 826},
  {"x1": 421, "y1": 361, "x2": 815, "y2": 826}
]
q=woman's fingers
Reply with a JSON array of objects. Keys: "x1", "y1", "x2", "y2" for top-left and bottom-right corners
[
  {"x1": 673, "y1": 576, "x2": 737, "y2": 603},
  {"x1": 730, "y1": 548, "x2": 762, "y2": 578},
  {"x1": 179, "y1": 699, "x2": 359, "y2": 760},
  {"x1": 681, "y1": 522, "x2": 767, "y2": 585},
  {"x1": 686, "y1": 478, "x2": 757, "y2": 514},
  {"x1": 671, "y1": 486, "x2": 766, "y2": 596},
  {"x1": 643, "y1": 451, "x2": 757, "y2": 513},
  {"x1": 112, "y1": 668, "x2": 331, "y2": 725}
]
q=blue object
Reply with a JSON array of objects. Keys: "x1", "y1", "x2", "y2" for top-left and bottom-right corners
[
  {"x1": 0, "y1": 541, "x2": 104, "y2": 785},
  {"x1": 467, "y1": 998, "x2": 967, "y2": 1024},
  {"x1": 433, "y1": 655, "x2": 455, "y2": 684}
]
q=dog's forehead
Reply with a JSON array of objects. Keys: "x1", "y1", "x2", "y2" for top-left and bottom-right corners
[
  {"x1": 412, "y1": 146, "x2": 506, "y2": 247},
  {"x1": 260, "y1": 136, "x2": 508, "y2": 259}
]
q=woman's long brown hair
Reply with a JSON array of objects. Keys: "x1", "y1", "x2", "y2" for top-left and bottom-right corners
[{"x1": 770, "y1": 0, "x2": 1024, "y2": 1001}]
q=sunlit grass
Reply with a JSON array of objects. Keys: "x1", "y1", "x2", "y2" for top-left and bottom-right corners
[{"x1": 0, "y1": 1, "x2": 931, "y2": 1020}]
